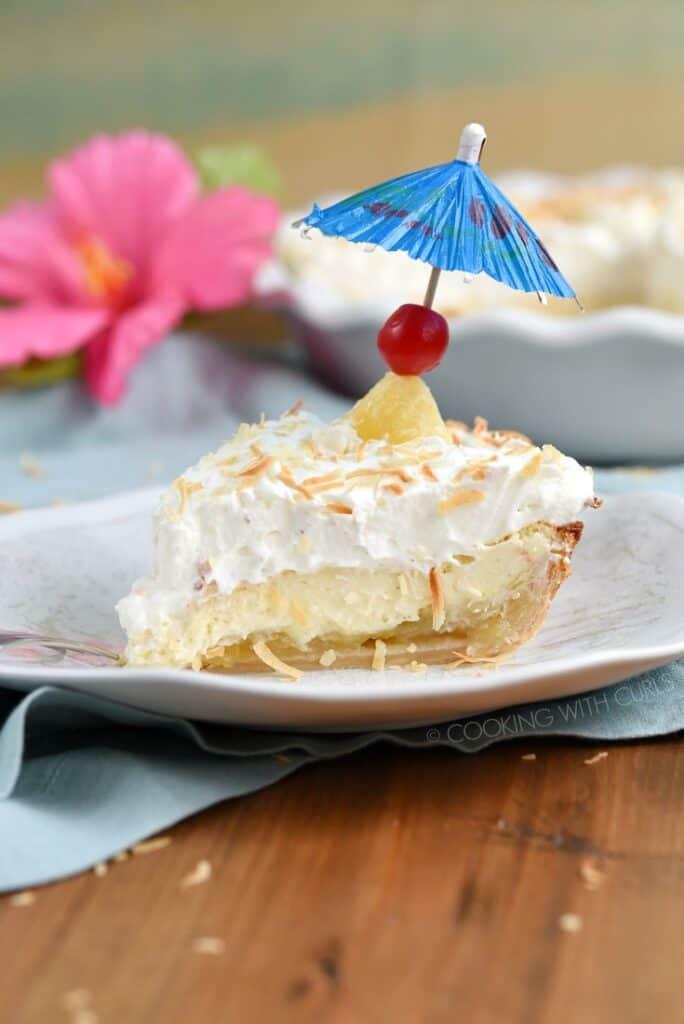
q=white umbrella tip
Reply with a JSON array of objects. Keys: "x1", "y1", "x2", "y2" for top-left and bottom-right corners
[{"x1": 457, "y1": 123, "x2": 487, "y2": 163}]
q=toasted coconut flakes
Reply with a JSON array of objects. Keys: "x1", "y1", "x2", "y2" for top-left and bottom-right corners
[
  {"x1": 356, "y1": 441, "x2": 367, "y2": 462},
  {"x1": 132, "y1": 835, "x2": 172, "y2": 855},
  {"x1": 398, "y1": 574, "x2": 409, "y2": 596},
  {"x1": 181, "y1": 859, "x2": 212, "y2": 889},
  {"x1": 495, "y1": 430, "x2": 532, "y2": 448},
  {"x1": 473, "y1": 417, "x2": 532, "y2": 449},
  {"x1": 0, "y1": 501, "x2": 23, "y2": 514},
  {"x1": 382, "y1": 482, "x2": 405, "y2": 495},
  {"x1": 444, "y1": 651, "x2": 501, "y2": 668},
  {"x1": 302, "y1": 470, "x2": 344, "y2": 487},
  {"x1": 381, "y1": 467, "x2": 414, "y2": 482},
  {"x1": 192, "y1": 936, "x2": 226, "y2": 955},
  {"x1": 521, "y1": 753, "x2": 537, "y2": 761},
  {"x1": 114, "y1": 851, "x2": 129, "y2": 863},
  {"x1": 218, "y1": 454, "x2": 239, "y2": 467},
  {"x1": 252, "y1": 641, "x2": 303, "y2": 680},
  {"x1": 303, "y1": 439, "x2": 322, "y2": 458},
  {"x1": 407, "y1": 642, "x2": 418, "y2": 653},
  {"x1": 408, "y1": 661, "x2": 428, "y2": 672},
  {"x1": 584, "y1": 751, "x2": 608, "y2": 765},
  {"x1": 429, "y1": 566, "x2": 446, "y2": 630},
  {"x1": 174, "y1": 478, "x2": 187, "y2": 514},
  {"x1": 237, "y1": 478, "x2": 263, "y2": 493},
  {"x1": 453, "y1": 458, "x2": 495, "y2": 485},
  {"x1": 438, "y1": 489, "x2": 485, "y2": 513},
  {"x1": 291, "y1": 599, "x2": 308, "y2": 626},
  {"x1": 588, "y1": 496, "x2": 604, "y2": 508},
  {"x1": 306, "y1": 478, "x2": 346, "y2": 494},
  {"x1": 270, "y1": 586, "x2": 286, "y2": 611},
  {"x1": 175, "y1": 478, "x2": 203, "y2": 514},
  {"x1": 319, "y1": 649, "x2": 337, "y2": 667},
  {"x1": 325, "y1": 502, "x2": 353, "y2": 515},
  {"x1": 277, "y1": 472, "x2": 313, "y2": 500},
  {"x1": 372, "y1": 638, "x2": 387, "y2": 672},
  {"x1": 236, "y1": 455, "x2": 272, "y2": 479},
  {"x1": 558, "y1": 912, "x2": 583, "y2": 934},
  {"x1": 9, "y1": 890, "x2": 35, "y2": 907},
  {"x1": 446, "y1": 419, "x2": 469, "y2": 434},
  {"x1": 579, "y1": 857, "x2": 606, "y2": 890},
  {"x1": 385, "y1": 451, "x2": 419, "y2": 464},
  {"x1": 421, "y1": 463, "x2": 438, "y2": 481},
  {"x1": 384, "y1": 467, "x2": 413, "y2": 483},
  {"x1": 345, "y1": 467, "x2": 382, "y2": 481},
  {"x1": 346, "y1": 466, "x2": 412, "y2": 482},
  {"x1": 542, "y1": 443, "x2": 563, "y2": 462},
  {"x1": 259, "y1": 412, "x2": 266, "y2": 426},
  {"x1": 250, "y1": 442, "x2": 264, "y2": 457},
  {"x1": 521, "y1": 450, "x2": 543, "y2": 478},
  {"x1": 285, "y1": 399, "x2": 303, "y2": 416},
  {"x1": 93, "y1": 861, "x2": 108, "y2": 878},
  {"x1": 19, "y1": 453, "x2": 44, "y2": 478},
  {"x1": 204, "y1": 645, "x2": 226, "y2": 660}
]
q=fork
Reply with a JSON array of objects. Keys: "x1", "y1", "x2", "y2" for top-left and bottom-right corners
[{"x1": 0, "y1": 629, "x2": 120, "y2": 663}]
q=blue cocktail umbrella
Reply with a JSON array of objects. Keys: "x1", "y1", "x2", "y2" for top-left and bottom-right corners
[{"x1": 295, "y1": 123, "x2": 579, "y2": 310}]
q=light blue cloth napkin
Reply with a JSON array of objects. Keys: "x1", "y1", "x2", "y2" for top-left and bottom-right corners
[{"x1": 1, "y1": 334, "x2": 682, "y2": 892}]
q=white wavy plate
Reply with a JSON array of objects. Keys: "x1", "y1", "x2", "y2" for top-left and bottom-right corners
[{"x1": 0, "y1": 489, "x2": 682, "y2": 731}]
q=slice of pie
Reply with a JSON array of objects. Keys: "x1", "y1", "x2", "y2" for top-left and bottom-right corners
[{"x1": 117, "y1": 374, "x2": 598, "y2": 676}]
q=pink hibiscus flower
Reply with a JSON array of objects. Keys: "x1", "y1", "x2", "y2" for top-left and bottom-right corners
[{"x1": 0, "y1": 132, "x2": 280, "y2": 403}]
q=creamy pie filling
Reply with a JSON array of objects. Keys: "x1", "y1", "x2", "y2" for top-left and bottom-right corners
[{"x1": 118, "y1": 404, "x2": 595, "y2": 673}]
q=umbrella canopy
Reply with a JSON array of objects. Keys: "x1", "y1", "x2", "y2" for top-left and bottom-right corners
[{"x1": 297, "y1": 124, "x2": 577, "y2": 304}]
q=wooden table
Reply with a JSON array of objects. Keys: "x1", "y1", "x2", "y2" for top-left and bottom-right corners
[{"x1": 2, "y1": 738, "x2": 682, "y2": 1022}]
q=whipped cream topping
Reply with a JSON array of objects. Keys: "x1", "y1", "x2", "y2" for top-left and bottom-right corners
[{"x1": 117, "y1": 409, "x2": 595, "y2": 639}]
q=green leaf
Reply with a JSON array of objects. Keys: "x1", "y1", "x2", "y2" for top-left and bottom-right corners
[
  {"x1": 194, "y1": 143, "x2": 282, "y2": 196},
  {"x1": 0, "y1": 353, "x2": 81, "y2": 390}
]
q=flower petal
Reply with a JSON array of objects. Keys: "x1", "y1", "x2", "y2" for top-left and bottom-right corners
[
  {"x1": 0, "y1": 202, "x2": 84, "y2": 303},
  {"x1": 84, "y1": 295, "x2": 184, "y2": 405},
  {"x1": 0, "y1": 304, "x2": 110, "y2": 366},
  {"x1": 49, "y1": 133, "x2": 198, "y2": 289},
  {"x1": 155, "y1": 187, "x2": 280, "y2": 310}
]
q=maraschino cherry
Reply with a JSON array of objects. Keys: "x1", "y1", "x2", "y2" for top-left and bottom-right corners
[{"x1": 377, "y1": 303, "x2": 449, "y2": 375}]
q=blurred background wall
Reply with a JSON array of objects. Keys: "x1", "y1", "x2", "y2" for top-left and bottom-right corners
[{"x1": 2, "y1": 0, "x2": 684, "y2": 207}]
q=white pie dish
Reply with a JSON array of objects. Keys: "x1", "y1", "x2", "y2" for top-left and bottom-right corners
[
  {"x1": 0, "y1": 489, "x2": 683, "y2": 730},
  {"x1": 256, "y1": 169, "x2": 684, "y2": 463}
]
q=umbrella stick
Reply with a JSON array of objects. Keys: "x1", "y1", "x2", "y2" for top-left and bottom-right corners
[{"x1": 423, "y1": 267, "x2": 441, "y2": 309}]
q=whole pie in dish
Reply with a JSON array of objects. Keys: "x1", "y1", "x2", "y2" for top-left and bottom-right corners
[
  {"x1": 274, "y1": 171, "x2": 684, "y2": 316},
  {"x1": 118, "y1": 374, "x2": 598, "y2": 677}
]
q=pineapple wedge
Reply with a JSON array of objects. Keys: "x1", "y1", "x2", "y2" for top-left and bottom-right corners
[{"x1": 350, "y1": 372, "x2": 449, "y2": 444}]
